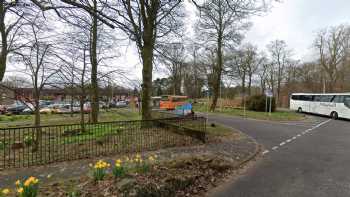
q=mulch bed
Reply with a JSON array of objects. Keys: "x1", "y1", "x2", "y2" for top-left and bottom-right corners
[
  {"x1": 39, "y1": 155, "x2": 236, "y2": 197},
  {"x1": 1, "y1": 129, "x2": 260, "y2": 196}
]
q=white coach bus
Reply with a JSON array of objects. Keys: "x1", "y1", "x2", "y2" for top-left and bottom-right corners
[{"x1": 290, "y1": 93, "x2": 350, "y2": 119}]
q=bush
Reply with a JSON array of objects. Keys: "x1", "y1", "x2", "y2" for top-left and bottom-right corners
[{"x1": 246, "y1": 95, "x2": 276, "y2": 112}]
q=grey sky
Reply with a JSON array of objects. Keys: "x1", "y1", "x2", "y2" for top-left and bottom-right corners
[
  {"x1": 5, "y1": 0, "x2": 350, "y2": 87},
  {"x1": 245, "y1": 0, "x2": 350, "y2": 61}
]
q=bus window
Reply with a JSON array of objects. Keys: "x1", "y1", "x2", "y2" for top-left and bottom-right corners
[
  {"x1": 313, "y1": 95, "x2": 321, "y2": 102},
  {"x1": 291, "y1": 95, "x2": 299, "y2": 100},
  {"x1": 344, "y1": 96, "x2": 350, "y2": 108},
  {"x1": 305, "y1": 95, "x2": 314, "y2": 101},
  {"x1": 332, "y1": 95, "x2": 344, "y2": 103},
  {"x1": 320, "y1": 95, "x2": 334, "y2": 102},
  {"x1": 172, "y1": 97, "x2": 187, "y2": 102},
  {"x1": 161, "y1": 96, "x2": 169, "y2": 101}
]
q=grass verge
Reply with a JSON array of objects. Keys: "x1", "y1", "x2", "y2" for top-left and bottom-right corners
[
  {"x1": 0, "y1": 108, "x2": 140, "y2": 128},
  {"x1": 194, "y1": 104, "x2": 305, "y2": 121}
]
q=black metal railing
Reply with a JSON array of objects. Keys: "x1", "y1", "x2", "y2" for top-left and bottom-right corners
[{"x1": 0, "y1": 116, "x2": 206, "y2": 169}]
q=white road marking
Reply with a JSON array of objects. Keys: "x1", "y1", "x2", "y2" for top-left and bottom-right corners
[{"x1": 263, "y1": 119, "x2": 332, "y2": 155}]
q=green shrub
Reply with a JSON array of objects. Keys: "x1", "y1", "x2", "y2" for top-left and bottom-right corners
[
  {"x1": 24, "y1": 136, "x2": 34, "y2": 146},
  {"x1": 246, "y1": 95, "x2": 276, "y2": 112}
]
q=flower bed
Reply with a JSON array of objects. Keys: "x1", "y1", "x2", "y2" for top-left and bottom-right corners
[{"x1": 0, "y1": 154, "x2": 235, "y2": 197}]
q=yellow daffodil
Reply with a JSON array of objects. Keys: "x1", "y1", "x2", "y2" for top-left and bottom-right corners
[
  {"x1": 32, "y1": 178, "x2": 39, "y2": 184},
  {"x1": 148, "y1": 156, "x2": 155, "y2": 161},
  {"x1": 24, "y1": 179, "x2": 31, "y2": 187},
  {"x1": 136, "y1": 154, "x2": 141, "y2": 158},
  {"x1": 17, "y1": 187, "x2": 23, "y2": 194},
  {"x1": 2, "y1": 188, "x2": 10, "y2": 195},
  {"x1": 115, "y1": 163, "x2": 121, "y2": 168},
  {"x1": 116, "y1": 159, "x2": 122, "y2": 164},
  {"x1": 93, "y1": 160, "x2": 110, "y2": 169},
  {"x1": 15, "y1": 180, "x2": 20, "y2": 186}
]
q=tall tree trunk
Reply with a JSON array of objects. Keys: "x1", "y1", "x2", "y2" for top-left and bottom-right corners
[
  {"x1": 33, "y1": 89, "x2": 42, "y2": 153},
  {"x1": 210, "y1": 35, "x2": 223, "y2": 112},
  {"x1": 241, "y1": 73, "x2": 246, "y2": 105},
  {"x1": 277, "y1": 78, "x2": 281, "y2": 106},
  {"x1": 80, "y1": 95, "x2": 85, "y2": 131},
  {"x1": 248, "y1": 74, "x2": 252, "y2": 96},
  {"x1": 141, "y1": 44, "x2": 153, "y2": 120},
  {"x1": 0, "y1": 4, "x2": 7, "y2": 81},
  {"x1": 90, "y1": 0, "x2": 99, "y2": 123},
  {"x1": 80, "y1": 48, "x2": 87, "y2": 132}
]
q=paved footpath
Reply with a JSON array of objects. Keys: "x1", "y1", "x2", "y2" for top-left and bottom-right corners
[{"x1": 208, "y1": 114, "x2": 350, "y2": 197}]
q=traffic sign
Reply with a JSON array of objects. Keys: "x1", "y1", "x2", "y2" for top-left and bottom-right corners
[{"x1": 265, "y1": 89, "x2": 273, "y2": 97}]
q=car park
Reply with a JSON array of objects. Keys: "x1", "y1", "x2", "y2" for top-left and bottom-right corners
[{"x1": 116, "y1": 101, "x2": 128, "y2": 108}]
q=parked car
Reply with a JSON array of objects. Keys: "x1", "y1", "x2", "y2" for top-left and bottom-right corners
[
  {"x1": 6, "y1": 104, "x2": 27, "y2": 115},
  {"x1": 116, "y1": 101, "x2": 128, "y2": 108},
  {"x1": 0, "y1": 105, "x2": 6, "y2": 114},
  {"x1": 99, "y1": 101, "x2": 108, "y2": 109},
  {"x1": 21, "y1": 103, "x2": 35, "y2": 114}
]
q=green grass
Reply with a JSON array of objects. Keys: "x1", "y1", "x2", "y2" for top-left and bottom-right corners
[
  {"x1": 62, "y1": 125, "x2": 124, "y2": 144},
  {"x1": 205, "y1": 123, "x2": 233, "y2": 136},
  {"x1": 194, "y1": 104, "x2": 305, "y2": 121},
  {"x1": 0, "y1": 108, "x2": 140, "y2": 128}
]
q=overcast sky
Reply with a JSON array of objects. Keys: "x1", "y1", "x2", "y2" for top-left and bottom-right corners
[
  {"x1": 6, "y1": 0, "x2": 350, "y2": 88},
  {"x1": 154, "y1": 0, "x2": 350, "y2": 81},
  {"x1": 245, "y1": 0, "x2": 350, "y2": 61}
]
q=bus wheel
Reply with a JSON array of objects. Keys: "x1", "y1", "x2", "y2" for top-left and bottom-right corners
[
  {"x1": 331, "y1": 112, "x2": 338, "y2": 120},
  {"x1": 297, "y1": 107, "x2": 302, "y2": 113}
]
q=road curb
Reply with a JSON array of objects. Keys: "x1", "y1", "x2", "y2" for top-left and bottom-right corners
[
  {"x1": 230, "y1": 128, "x2": 262, "y2": 169},
  {"x1": 205, "y1": 127, "x2": 262, "y2": 197}
]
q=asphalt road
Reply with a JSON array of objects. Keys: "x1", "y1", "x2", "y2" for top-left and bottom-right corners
[{"x1": 208, "y1": 114, "x2": 350, "y2": 197}]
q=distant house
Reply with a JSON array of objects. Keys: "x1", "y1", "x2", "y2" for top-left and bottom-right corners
[
  {"x1": 0, "y1": 84, "x2": 15, "y2": 105},
  {"x1": 14, "y1": 88, "x2": 66, "y2": 102}
]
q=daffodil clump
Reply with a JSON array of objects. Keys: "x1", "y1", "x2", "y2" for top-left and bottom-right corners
[
  {"x1": 132, "y1": 154, "x2": 158, "y2": 173},
  {"x1": 0, "y1": 188, "x2": 10, "y2": 197},
  {"x1": 112, "y1": 159, "x2": 126, "y2": 178},
  {"x1": 90, "y1": 160, "x2": 110, "y2": 181},
  {"x1": 16, "y1": 176, "x2": 39, "y2": 197}
]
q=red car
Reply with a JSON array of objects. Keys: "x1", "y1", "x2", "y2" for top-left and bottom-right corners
[{"x1": 0, "y1": 105, "x2": 6, "y2": 114}]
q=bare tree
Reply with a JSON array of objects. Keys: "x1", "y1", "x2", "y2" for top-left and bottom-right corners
[
  {"x1": 13, "y1": 15, "x2": 60, "y2": 151},
  {"x1": 57, "y1": 1, "x2": 121, "y2": 123},
  {"x1": 101, "y1": 1, "x2": 185, "y2": 120},
  {"x1": 196, "y1": 0, "x2": 265, "y2": 111},
  {"x1": 267, "y1": 40, "x2": 292, "y2": 105},
  {"x1": 227, "y1": 49, "x2": 248, "y2": 97},
  {"x1": 256, "y1": 53, "x2": 269, "y2": 94},
  {"x1": 0, "y1": 1, "x2": 27, "y2": 81},
  {"x1": 157, "y1": 42, "x2": 186, "y2": 95},
  {"x1": 244, "y1": 44, "x2": 259, "y2": 96},
  {"x1": 314, "y1": 24, "x2": 350, "y2": 92}
]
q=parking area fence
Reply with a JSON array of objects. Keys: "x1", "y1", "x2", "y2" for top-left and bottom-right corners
[{"x1": 0, "y1": 115, "x2": 206, "y2": 169}]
